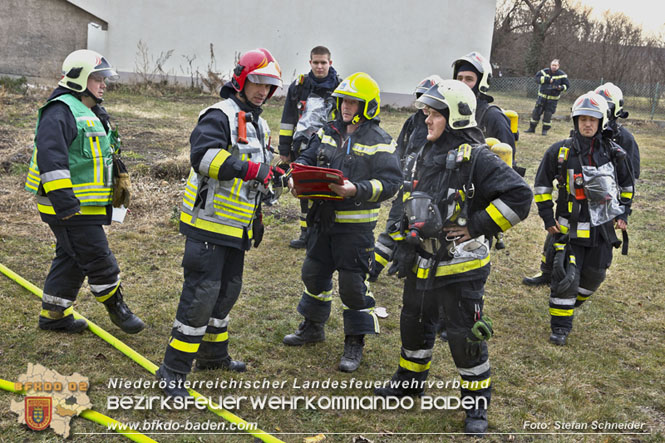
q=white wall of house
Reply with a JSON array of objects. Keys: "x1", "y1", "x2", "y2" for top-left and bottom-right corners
[{"x1": 68, "y1": 0, "x2": 496, "y2": 104}]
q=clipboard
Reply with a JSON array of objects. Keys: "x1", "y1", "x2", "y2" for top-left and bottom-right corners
[{"x1": 291, "y1": 163, "x2": 346, "y2": 200}]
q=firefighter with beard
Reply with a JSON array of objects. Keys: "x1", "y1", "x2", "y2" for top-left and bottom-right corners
[
  {"x1": 282, "y1": 72, "x2": 402, "y2": 373},
  {"x1": 156, "y1": 48, "x2": 284, "y2": 397},
  {"x1": 279, "y1": 46, "x2": 342, "y2": 249},
  {"x1": 374, "y1": 80, "x2": 532, "y2": 436},
  {"x1": 525, "y1": 59, "x2": 570, "y2": 135},
  {"x1": 369, "y1": 75, "x2": 442, "y2": 282},
  {"x1": 523, "y1": 82, "x2": 640, "y2": 287},
  {"x1": 25, "y1": 49, "x2": 144, "y2": 335},
  {"x1": 533, "y1": 92, "x2": 633, "y2": 346}
]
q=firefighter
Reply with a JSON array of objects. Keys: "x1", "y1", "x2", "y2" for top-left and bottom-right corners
[
  {"x1": 368, "y1": 75, "x2": 441, "y2": 283},
  {"x1": 279, "y1": 46, "x2": 342, "y2": 249},
  {"x1": 373, "y1": 80, "x2": 532, "y2": 435},
  {"x1": 523, "y1": 82, "x2": 640, "y2": 286},
  {"x1": 533, "y1": 92, "x2": 633, "y2": 346},
  {"x1": 282, "y1": 72, "x2": 402, "y2": 373},
  {"x1": 25, "y1": 49, "x2": 144, "y2": 335},
  {"x1": 525, "y1": 59, "x2": 570, "y2": 135},
  {"x1": 156, "y1": 48, "x2": 284, "y2": 397},
  {"x1": 452, "y1": 51, "x2": 517, "y2": 160}
]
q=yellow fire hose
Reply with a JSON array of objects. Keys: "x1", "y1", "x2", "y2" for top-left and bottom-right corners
[
  {"x1": 0, "y1": 377, "x2": 156, "y2": 443},
  {"x1": 0, "y1": 263, "x2": 283, "y2": 443}
]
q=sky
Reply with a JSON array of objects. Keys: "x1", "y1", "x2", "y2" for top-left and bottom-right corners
[{"x1": 575, "y1": 0, "x2": 664, "y2": 37}]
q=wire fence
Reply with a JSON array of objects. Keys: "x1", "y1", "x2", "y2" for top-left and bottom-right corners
[{"x1": 492, "y1": 77, "x2": 664, "y2": 121}]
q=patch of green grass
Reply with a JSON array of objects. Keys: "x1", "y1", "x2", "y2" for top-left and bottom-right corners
[{"x1": 0, "y1": 89, "x2": 663, "y2": 442}]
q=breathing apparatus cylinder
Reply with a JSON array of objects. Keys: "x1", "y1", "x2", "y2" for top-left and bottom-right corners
[{"x1": 490, "y1": 142, "x2": 513, "y2": 167}]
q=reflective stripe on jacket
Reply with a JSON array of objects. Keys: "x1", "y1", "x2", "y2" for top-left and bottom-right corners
[
  {"x1": 180, "y1": 99, "x2": 272, "y2": 240},
  {"x1": 25, "y1": 94, "x2": 113, "y2": 216}
]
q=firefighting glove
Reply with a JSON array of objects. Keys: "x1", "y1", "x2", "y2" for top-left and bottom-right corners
[
  {"x1": 243, "y1": 161, "x2": 273, "y2": 186},
  {"x1": 387, "y1": 241, "x2": 416, "y2": 279},
  {"x1": 469, "y1": 315, "x2": 493, "y2": 342},
  {"x1": 252, "y1": 212, "x2": 264, "y2": 248},
  {"x1": 112, "y1": 155, "x2": 131, "y2": 208}
]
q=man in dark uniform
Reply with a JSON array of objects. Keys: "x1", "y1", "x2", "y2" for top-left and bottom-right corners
[
  {"x1": 278, "y1": 46, "x2": 341, "y2": 249},
  {"x1": 525, "y1": 59, "x2": 570, "y2": 135},
  {"x1": 282, "y1": 72, "x2": 402, "y2": 373},
  {"x1": 369, "y1": 75, "x2": 441, "y2": 282},
  {"x1": 156, "y1": 48, "x2": 284, "y2": 397},
  {"x1": 533, "y1": 92, "x2": 633, "y2": 346},
  {"x1": 452, "y1": 52, "x2": 517, "y2": 159},
  {"x1": 25, "y1": 49, "x2": 144, "y2": 335},
  {"x1": 523, "y1": 82, "x2": 640, "y2": 286},
  {"x1": 374, "y1": 80, "x2": 532, "y2": 435}
]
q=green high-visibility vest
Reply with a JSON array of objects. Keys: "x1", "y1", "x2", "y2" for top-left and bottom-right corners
[{"x1": 25, "y1": 94, "x2": 113, "y2": 214}]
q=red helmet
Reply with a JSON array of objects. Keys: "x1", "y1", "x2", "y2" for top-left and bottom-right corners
[{"x1": 232, "y1": 48, "x2": 282, "y2": 99}]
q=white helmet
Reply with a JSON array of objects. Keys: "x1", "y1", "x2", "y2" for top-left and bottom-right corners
[
  {"x1": 594, "y1": 82, "x2": 626, "y2": 119},
  {"x1": 452, "y1": 51, "x2": 492, "y2": 94},
  {"x1": 415, "y1": 79, "x2": 477, "y2": 129},
  {"x1": 571, "y1": 92, "x2": 610, "y2": 132},
  {"x1": 58, "y1": 49, "x2": 118, "y2": 93},
  {"x1": 413, "y1": 74, "x2": 443, "y2": 97}
]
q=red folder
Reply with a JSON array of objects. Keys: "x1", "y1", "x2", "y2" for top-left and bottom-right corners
[{"x1": 291, "y1": 163, "x2": 346, "y2": 200}]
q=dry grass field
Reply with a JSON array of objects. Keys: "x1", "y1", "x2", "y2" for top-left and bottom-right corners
[{"x1": 0, "y1": 83, "x2": 663, "y2": 442}]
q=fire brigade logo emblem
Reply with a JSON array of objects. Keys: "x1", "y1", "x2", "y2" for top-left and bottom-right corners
[{"x1": 25, "y1": 397, "x2": 52, "y2": 431}]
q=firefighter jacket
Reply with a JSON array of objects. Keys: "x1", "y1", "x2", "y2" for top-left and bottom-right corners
[
  {"x1": 476, "y1": 98, "x2": 516, "y2": 150},
  {"x1": 609, "y1": 120, "x2": 640, "y2": 179},
  {"x1": 536, "y1": 68, "x2": 570, "y2": 100},
  {"x1": 278, "y1": 67, "x2": 341, "y2": 158},
  {"x1": 25, "y1": 87, "x2": 114, "y2": 225},
  {"x1": 295, "y1": 118, "x2": 401, "y2": 233},
  {"x1": 180, "y1": 87, "x2": 272, "y2": 250},
  {"x1": 393, "y1": 127, "x2": 532, "y2": 287},
  {"x1": 395, "y1": 110, "x2": 428, "y2": 162},
  {"x1": 534, "y1": 131, "x2": 634, "y2": 247}
]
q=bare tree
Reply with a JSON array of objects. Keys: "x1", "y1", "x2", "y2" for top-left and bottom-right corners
[{"x1": 523, "y1": 0, "x2": 564, "y2": 73}]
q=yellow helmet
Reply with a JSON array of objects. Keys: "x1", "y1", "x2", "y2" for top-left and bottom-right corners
[
  {"x1": 58, "y1": 49, "x2": 118, "y2": 92},
  {"x1": 332, "y1": 72, "x2": 381, "y2": 121}
]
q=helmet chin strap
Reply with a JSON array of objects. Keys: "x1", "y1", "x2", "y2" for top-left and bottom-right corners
[{"x1": 83, "y1": 89, "x2": 103, "y2": 104}]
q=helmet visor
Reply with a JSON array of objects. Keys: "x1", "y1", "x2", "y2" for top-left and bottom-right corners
[
  {"x1": 572, "y1": 109, "x2": 603, "y2": 120},
  {"x1": 415, "y1": 94, "x2": 448, "y2": 112},
  {"x1": 247, "y1": 73, "x2": 281, "y2": 87},
  {"x1": 90, "y1": 68, "x2": 119, "y2": 82},
  {"x1": 91, "y1": 56, "x2": 119, "y2": 81}
]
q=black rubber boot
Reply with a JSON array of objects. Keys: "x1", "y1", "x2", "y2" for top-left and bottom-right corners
[
  {"x1": 374, "y1": 370, "x2": 426, "y2": 398},
  {"x1": 289, "y1": 229, "x2": 308, "y2": 249},
  {"x1": 464, "y1": 408, "x2": 488, "y2": 436},
  {"x1": 195, "y1": 356, "x2": 246, "y2": 373},
  {"x1": 156, "y1": 364, "x2": 190, "y2": 398},
  {"x1": 522, "y1": 271, "x2": 551, "y2": 286},
  {"x1": 103, "y1": 289, "x2": 145, "y2": 334},
  {"x1": 549, "y1": 328, "x2": 568, "y2": 346},
  {"x1": 283, "y1": 319, "x2": 325, "y2": 346},
  {"x1": 39, "y1": 313, "x2": 88, "y2": 333},
  {"x1": 339, "y1": 335, "x2": 364, "y2": 373},
  {"x1": 524, "y1": 122, "x2": 537, "y2": 133},
  {"x1": 542, "y1": 128, "x2": 549, "y2": 136}
]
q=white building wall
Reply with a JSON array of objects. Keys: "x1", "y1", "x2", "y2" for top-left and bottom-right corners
[{"x1": 68, "y1": 0, "x2": 496, "y2": 104}]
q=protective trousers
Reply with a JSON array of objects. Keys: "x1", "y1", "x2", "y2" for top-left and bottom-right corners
[
  {"x1": 296, "y1": 228, "x2": 379, "y2": 335},
  {"x1": 549, "y1": 241, "x2": 612, "y2": 333},
  {"x1": 539, "y1": 232, "x2": 556, "y2": 274},
  {"x1": 395, "y1": 275, "x2": 491, "y2": 407},
  {"x1": 530, "y1": 97, "x2": 559, "y2": 131},
  {"x1": 41, "y1": 224, "x2": 121, "y2": 320},
  {"x1": 298, "y1": 199, "x2": 309, "y2": 232},
  {"x1": 163, "y1": 238, "x2": 244, "y2": 374}
]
